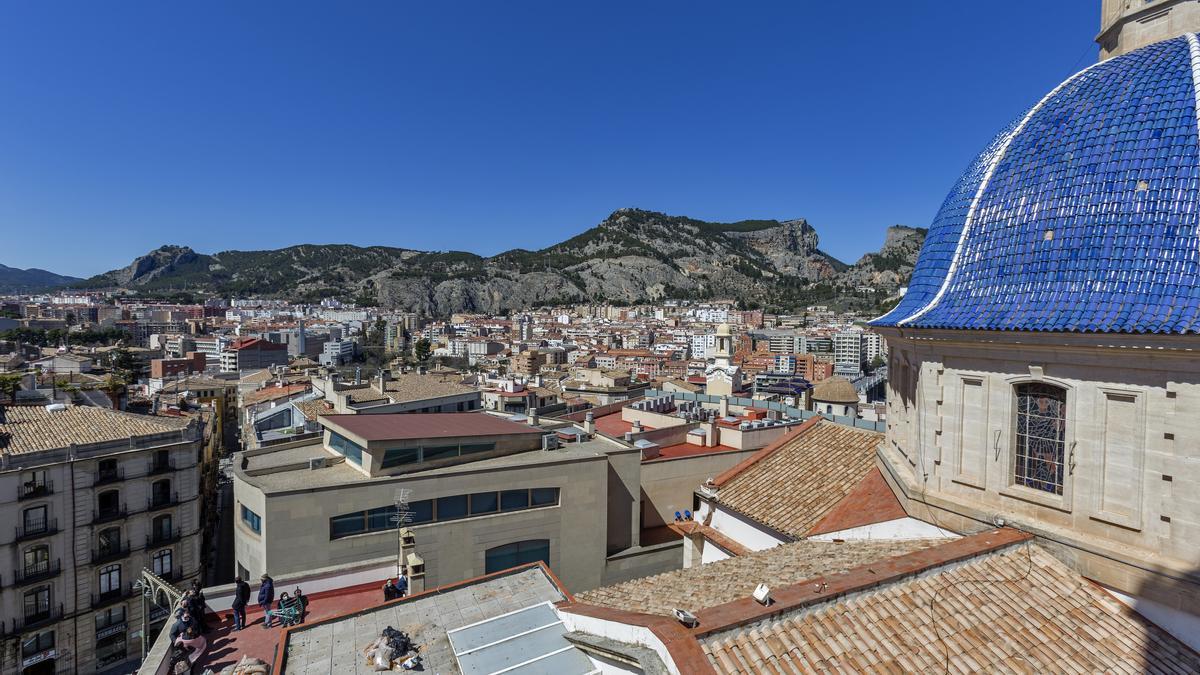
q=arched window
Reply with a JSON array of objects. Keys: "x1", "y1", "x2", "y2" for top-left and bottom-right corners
[
  {"x1": 97, "y1": 489, "x2": 120, "y2": 518},
  {"x1": 152, "y1": 549, "x2": 173, "y2": 578},
  {"x1": 23, "y1": 545, "x2": 49, "y2": 577},
  {"x1": 1014, "y1": 383, "x2": 1068, "y2": 495},
  {"x1": 98, "y1": 564, "x2": 121, "y2": 594},
  {"x1": 151, "y1": 479, "x2": 171, "y2": 507},
  {"x1": 97, "y1": 527, "x2": 121, "y2": 557},
  {"x1": 152, "y1": 514, "x2": 173, "y2": 543}
]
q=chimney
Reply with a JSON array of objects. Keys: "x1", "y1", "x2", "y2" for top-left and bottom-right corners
[
  {"x1": 355, "y1": 366, "x2": 362, "y2": 385},
  {"x1": 719, "y1": 395, "x2": 730, "y2": 418},
  {"x1": 583, "y1": 411, "x2": 595, "y2": 436},
  {"x1": 632, "y1": 420, "x2": 644, "y2": 433},
  {"x1": 528, "y1": 407, "x2": 539, "y2": 426}
]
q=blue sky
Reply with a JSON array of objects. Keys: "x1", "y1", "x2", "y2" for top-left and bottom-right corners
[{"x1": 0, "y1": 1, "x2": 1096, "y2": 276}]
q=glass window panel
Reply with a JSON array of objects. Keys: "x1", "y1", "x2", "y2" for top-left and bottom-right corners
[
  {"x1": 1014, "y1": 383, "x2": 1067, "y2": 495},
  {"x1": 380, "y1": 447, "x2": 420, "y2": 469},
  {"x1": 367, "y1": 506, "x2": 397, "y2": 532},
  {"x1": 436, "y1": 495, "x2": 468, "y2": 520},
  {"x1": 500, "y1": 490, "x2": 529, "y2": 511},
  {"x1": 422, "y1": 445, "x2": 460, "y2": 462},
  {"x1": 470, "y1": 492, "x2": 498, "y2": 514},
  {"x1": 530, "y1": 488, "x2": 559, "y2": 507},
  {"x1": 460, "y1": 443, "x2": 496, "y2": 455},
  {"x1": 329, "y1": 513, "x2": 365, "y2": 539},
  {"x1": 329, "y1": 432, "x2": 365, "y2": 465},
  {"x1": 407, "y1": 500, "x2": 433, "y2": 524}
]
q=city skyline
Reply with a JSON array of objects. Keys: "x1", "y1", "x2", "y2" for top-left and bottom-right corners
[{"x1": 0, "y1": 1, "x2": 1094, "y2": 276}]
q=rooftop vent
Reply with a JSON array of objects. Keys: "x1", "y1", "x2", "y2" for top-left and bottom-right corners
[
  {"x1": 541, "y1": 434, "x2": 559, "y2": 451},
  {"x1": 308, "y1": 457, "x2": 327, "y2": 470},
  {"x1": 753, "y1": 584, "x2": 772, "y2": 605},
  {"x1": 673, "y1": 608, "x2": 699, "y2": 628},
  {"x1": 45, "y1": 403, "x2": 67, "y2": 413}
]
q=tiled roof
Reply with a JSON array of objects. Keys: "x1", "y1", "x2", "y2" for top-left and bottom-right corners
[
  {"x1": 575, "y1": 538, "x2": 940, "y2": 618},
  {"x1": 0, "y1": 405, "x2": 189, "y2": 455},
  {"x1": 292, "y1": 398, "x2": 333, "y2": 421},
  {"x1": 810, "y1": 376, "x2": 859, "y2": 404},
  {"x1": 713, "y1": 420, "x2": 882, "y2": 537},
  {"x1": 378, "y1": 373, "x2": 476, "y2": 403},
  {"x1": 875, "y1": 35, "x2": 1200, "y2": 334},
  {"x1": 701, "y1": 544, "x2": 1200, "y2": 674},
  {"x1": 242, "y1": 383, "x2": 310, "y2": 406}
]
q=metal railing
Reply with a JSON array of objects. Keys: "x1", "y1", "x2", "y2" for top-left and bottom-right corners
[
  {"x1": 147, "y1": 528, "x2": 182, "y2": 547},
  {"x1": 91, "y1": 540, "x2": 131, "y2": 565},
  {"x1": 15, "y1": 519, "x2": 58, "y2": 542},
  {"x1": 18, "y1": 480, "x2": 53, "y2": 501},
  {"x1": 14, "y1": 559, "x2": 61, "y2": 586},
  {"x1": 147, "y1": 458, "x2": 175, "y2": 475},
  {"x1": 13, "y1": 604, "x2": 63, "y2": 633},
  {"x1": 92, "y1": 586, "x2": 133, "y2": 610},
  {"x1": 93, "y1": 468, "x2": 125, "y2": 486},
  {"x1": 92, "y1": 505, "x2": 128, "y2": 524},
  {"x1": 146, "y1": 492, "x2": 179, "y2": 511}
]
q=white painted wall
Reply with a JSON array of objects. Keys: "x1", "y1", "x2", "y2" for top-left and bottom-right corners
[
  {"x1": 558, "y1": 609, "x2": 681, "y2": 675},
  {"x1": 1105, "y1": 586, "x2": 1200, "y2": 654},
  {"x1": 701, "y1": 544, "x2": 731, "y2": 564},
  {"x1": 698, "y1": 499, "x2": 789, "y2": 552},
  {"x1": 808, "y1": 517, "x2": 958, "y2": 542}
]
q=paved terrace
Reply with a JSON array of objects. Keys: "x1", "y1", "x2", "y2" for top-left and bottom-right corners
[{"x1": 277, "y1": 565, "x2": 568, "y2": 674}]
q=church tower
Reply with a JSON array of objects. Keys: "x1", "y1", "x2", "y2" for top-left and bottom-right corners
[
  {"x1": 704, "y1": 323, "x2": 741, "y2": 397},
  {"x1": 1097, "y1": 0, "x2": 1200, "y2": 59}
]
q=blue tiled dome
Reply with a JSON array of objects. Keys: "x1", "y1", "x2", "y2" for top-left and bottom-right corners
[{"x1": 874, "y1": 35, "x2": 1200, "y2": 333}]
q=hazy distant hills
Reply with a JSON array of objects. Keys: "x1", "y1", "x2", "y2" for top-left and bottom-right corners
[
  {"x1": 0, "y1": 263, "x2": 81, "y2": 294},
  {"x1": 76, "y1": 209, "x2": 926, "y2": 315}
]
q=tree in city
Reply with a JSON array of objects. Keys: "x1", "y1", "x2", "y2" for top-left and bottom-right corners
[
  {"x1": 101, "y1": 375, "x2": 127, "y2": 410},
  {"x1": 0, "y1": 372, "x2": 22, "y2": 404},
  {"x1": 413, "y1": 338, "x2": 432, "y2": 363},
  {"x1": 869, "y1": 354, "x2": 886, "y2": 371}
]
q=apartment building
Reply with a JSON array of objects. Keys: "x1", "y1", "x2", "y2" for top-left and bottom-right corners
[
  {"x1": 220, "y1": 337, "x2": 289, "y2": 374},
  {"x1": 832, "y1": 330, "x2": 864, "y2": 375},
  {"x1": 0, "y1": 404, "x2": 204, "y2": 674}
]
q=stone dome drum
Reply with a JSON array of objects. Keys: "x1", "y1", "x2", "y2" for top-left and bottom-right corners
[{"x1": 874, "y1": 34, "x2": 1200, "y2": 333}]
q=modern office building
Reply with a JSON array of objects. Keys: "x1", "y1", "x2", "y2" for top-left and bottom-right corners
[{"x1": 0, "y1": 404, "x2": 204, "y2": 674}]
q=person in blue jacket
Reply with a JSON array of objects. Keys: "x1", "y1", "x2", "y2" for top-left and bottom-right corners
[{"x1": 257, "y1": 574, "x2": 275, "y2": 628}]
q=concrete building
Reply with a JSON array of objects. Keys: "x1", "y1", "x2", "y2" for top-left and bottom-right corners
[
  {"x1": 0, "y1": 404, "x2": 203, "y2": 674},
  {"x1": 319, "y1": 371, "x2": 481, "y2": 415},
  {"x1": 231, "y1": 412, "x2": 660, "y2": 593},
  {"x1": 318, "y1": 339, "x2": 356, "y2": 367},
  {"x1": 220, "y1": 337, "x2": 289, "y2": 374}
]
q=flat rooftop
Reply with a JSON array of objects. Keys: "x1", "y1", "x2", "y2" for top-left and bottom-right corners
[
  {"x1": 238, "y1": 435, "x2": 629, "y2": 494},
  {"x1": 280, "y1": 566, "x2": 575, "y2": 674},
  {"x1": 322, "y1": 412, "x2": 546, "y2": 441}
]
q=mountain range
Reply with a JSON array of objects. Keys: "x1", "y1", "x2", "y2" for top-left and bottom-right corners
[
  {"x1": 69, "y1": 209, "x2": 925, "y2": 315},
  {"x1": 0, "y1": 264, "x2": 81, "y2": 294}
]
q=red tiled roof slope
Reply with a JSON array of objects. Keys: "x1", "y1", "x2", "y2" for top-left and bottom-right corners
[
  {"x1": 806, "y1": 467, "x2": 908, "y2": 537},
  {"x1": 701, "y1": 544, "x2": 1200, "y2": 674},
  {"x1": 713, "y1": 419, "x2": 882, "y2": 537}
]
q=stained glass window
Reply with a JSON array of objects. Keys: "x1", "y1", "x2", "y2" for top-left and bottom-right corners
[{"x1": 1014, "y1": 383, "x2": 1067, "y2": 495}]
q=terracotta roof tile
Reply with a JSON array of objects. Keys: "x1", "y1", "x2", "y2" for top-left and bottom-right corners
[
  {"x1": 0, "y1": 405, "x2": 190, "y2": 455},
  {"x1": 714, "y1": 420, "x2": 882, "y2": 537},
  {"x1": 700, "y1": 544, "x2": 1200, "y2": 674},
  {"x1": 575, "y1": 538, "x2": 940, "y2": 618}
]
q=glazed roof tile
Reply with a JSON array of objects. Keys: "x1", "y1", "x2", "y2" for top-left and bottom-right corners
[{"x1": 875, "y1": 35, "x2": 1200, "y2": 333}]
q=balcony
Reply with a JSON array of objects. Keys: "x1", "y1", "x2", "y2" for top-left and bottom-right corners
[
  {"x1": 18, "y1": 480, "x2": 53, "y2": 501},
  {"x1": 14, "y1": 559, "x2": 61, "y2": 586},
  {"x1": 15, "y1": 519, "x2": 58, "y2": 542},
  {"x1": 146, "y1": 492, "x2": 179, "y2": 512},
  {"x1": 147, "y1": 528, "x2": 182, "y2": 548},
  {"x1": 93, "y1": 468, "x2": 125, "y2": 486},
  {"x1": 147, "y1": 458, "x2": 175, "y2": 475},
  {"x1": 14, "y1": 604, "x2": 63, "y2": 634},
  {"x1": 92, "y1": 506, "x2": 128, "y2": 525},
  {"x1": 91, "y1": 540, "x2": 131, "y2": 565},
  {"x1": 92, "y1": 586, "x2": 133, "y2": 610}
]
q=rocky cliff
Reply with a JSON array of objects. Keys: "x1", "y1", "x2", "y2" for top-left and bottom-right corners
[{"x1": 77, "y1": 209, "x2": 925, "y2": 315}]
